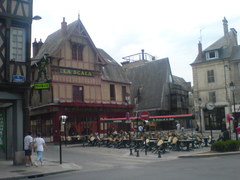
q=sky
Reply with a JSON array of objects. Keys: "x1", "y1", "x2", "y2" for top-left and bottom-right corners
[{"x1": 32, "y1": 0, "x2": 240, "y2": 83}]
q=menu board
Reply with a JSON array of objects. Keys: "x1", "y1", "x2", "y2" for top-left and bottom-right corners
[{"x1": 0, "y1": 110, "x2": 5, "y2": 151}]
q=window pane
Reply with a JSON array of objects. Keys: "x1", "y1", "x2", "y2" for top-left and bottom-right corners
[{"x1": 10, "y1": 27, "x2": 25, "y2": 62}]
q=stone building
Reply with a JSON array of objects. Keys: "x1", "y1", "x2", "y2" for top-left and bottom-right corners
[{"x1": 191, "y1": 17, "x2": 240, "y2": 133}]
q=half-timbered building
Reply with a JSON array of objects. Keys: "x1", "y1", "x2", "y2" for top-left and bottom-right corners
[
  {"x1": 30, "y1": 17, "x2": 132, "y2": 142},
  {"x1": 0, "y1": 0, "x2": 33, "y2": 161}
]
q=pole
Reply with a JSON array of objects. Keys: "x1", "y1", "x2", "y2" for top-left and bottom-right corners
[
  {"x1": 199, "y1": 106, "x2": 202, "y2": 134},
  {"x1": 233, "y1": 91, "x2": 237, "y2": 140},
  {"x1": 137, "y1": 112, "x2": 139, "y2": 138},
  {"x1": 210, "y1": 114, "x2": 213, "y2": 142},
  {"x1": 59, "y1": 120, "x2": 62, "y2": 164},
  {"x1": 64, "y1": 123, "x2": 67, "y2": 146}
]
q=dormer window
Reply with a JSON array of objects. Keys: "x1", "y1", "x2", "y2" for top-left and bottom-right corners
[{"x1": 206, "y1": 50, "x2": 219, "y2": 60}]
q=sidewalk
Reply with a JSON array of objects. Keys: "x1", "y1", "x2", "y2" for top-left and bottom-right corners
[
  {"x1": 1, "y1": 143, "x2": 240, "y2": 179},
  {"x1": 0, "y1": 156, "x2": 81, "y2": 180}
]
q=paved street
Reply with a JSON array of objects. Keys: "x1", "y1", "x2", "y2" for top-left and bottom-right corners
[{"x1": 34, "y1": 144, "x2": 239, "y2": 180}]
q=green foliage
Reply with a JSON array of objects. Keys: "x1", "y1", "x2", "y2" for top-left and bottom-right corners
[{"x1": 211, "y1": 140, "x2": 240, "y2": 152}]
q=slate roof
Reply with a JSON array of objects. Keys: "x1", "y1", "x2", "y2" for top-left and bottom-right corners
[
  {"x1": 98, "y1": 48, "x2": 130, "y2": 84},
  {"x1": 192, "y1": 29, "x2": 238, "y2": 64},
  {"x1": 34, "y1": 20, "x2": 79, "y2": 61},
  {"x1": 126, "y1": 58, "x2": 172, "y2": 111},
  {"x1": 230, "y1": 46, "x2": 240, "y2": 61},
  {"x1": 172, "y1": 75, "x2": 191, "y2": 91}
]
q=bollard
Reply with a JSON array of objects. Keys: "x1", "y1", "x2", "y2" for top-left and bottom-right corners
[
  {"x1": 145, "y1": 148, "x2": 147, "y2": 156},
  {"x1": 158, "y1": 150, "x2": 161, "y2": 158},
  {"x1": 130, "y1": 148, "x2": 133, "y2": 155},
  {"x1": 136, "y1": 150, "x2": 139, "y2": 157}
]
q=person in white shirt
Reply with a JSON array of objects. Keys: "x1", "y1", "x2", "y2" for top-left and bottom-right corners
[
  {"x1": 24, "y1": 131, "x2": 33, "y2": 167},
  {"x1": 34, "y1": 133, "x2": 47, "y2": 166},
  {"x1": 176, "y1": 122, "x2": 181, "y2": 131}
]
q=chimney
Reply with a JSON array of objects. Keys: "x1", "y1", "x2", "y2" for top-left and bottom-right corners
[
  {"x1": 38, "y1": 39, "x2": 43, "y2": 49},
  {"x1": 61, "y1": 17, "x2": 67, "y2": 34},
  {"x1": 197, "y1": 41, "x2": 203, "y2": 59},
  {"x1": 32, "y1": 39, "x2": 44, "y2": 58},
  {"x1": 32, "y1": 38, "x2": 38, "y2": 58},
  {"x1": 222, "y1": 17, "x2": 228, "y2": 36},
  {"x1": 141, "y1": 49, "x2": 144, "y2": 60}
]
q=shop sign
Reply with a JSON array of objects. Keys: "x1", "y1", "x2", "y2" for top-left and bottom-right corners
[
  {"x1": 34, "y1": 83, "x2": 50, "y2": 89},
  {"x1": 59, "y1": 68, "x2": 94, "y2": 77}
]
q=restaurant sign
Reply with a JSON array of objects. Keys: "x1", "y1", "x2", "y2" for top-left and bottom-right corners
[
  {"x1": 34, "y1": 83, "x2": 50, "y2": 89},
  {"x1": 59, "y1": 68, "x2": 94, "y2": 77}
]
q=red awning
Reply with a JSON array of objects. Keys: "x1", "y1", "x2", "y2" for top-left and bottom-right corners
[{"x1": 100, "y1": 114, "x2": 194, "y2": 123}]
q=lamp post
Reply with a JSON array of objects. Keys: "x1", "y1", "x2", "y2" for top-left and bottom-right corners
[
  {"x1": 198, "y1": 98, "x2": 203, "y2": 134},
  {"x1": 59, "y1": 115, "x2": 67, "y2": 164},
  {"x1": 229, "y1": 81, "x2": 237, "y2": 140}
]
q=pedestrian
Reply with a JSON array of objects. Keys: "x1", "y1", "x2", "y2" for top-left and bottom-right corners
[
  {"x1": 24, "y1": 131, "x2": 33, "y2": 167},
  {"x1": 195, "y1": 124, "x2": 199, "y2": 132},
  {"x1": 34, "y1": 133, "x2": 47, "y2": 166},
  {"x1": 236, "y1": 123, "x2": 240, "y2": 139},
  {"x1": 181, "y1": 125, "x2": 185, "y2": 132},
  {"x1": 176, "y1": 122, "x2": 180, "y2": 131}
]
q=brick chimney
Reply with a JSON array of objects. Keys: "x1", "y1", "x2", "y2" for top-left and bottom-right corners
[
  {"x1": 61, "y1": 17, "x2": 67, "y2": 35},
  {"x1": 32, "y1": 39, "x2": 44, "y2": 58}
]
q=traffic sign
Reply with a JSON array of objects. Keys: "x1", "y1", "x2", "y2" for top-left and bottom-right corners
[{"x1": 140, "y1": 111, "x2": 149, "y2": 120}]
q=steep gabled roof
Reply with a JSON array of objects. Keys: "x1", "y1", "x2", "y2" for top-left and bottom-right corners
[
  {"x1": 126, "y1": 58, "x2": 172, "y2": 111},
  {"x1": 98, "y1": 49, "x2": 130, "y2": 84},
  {"x1": 34, "y1": 18, "x2": 105, "y2": 64}
]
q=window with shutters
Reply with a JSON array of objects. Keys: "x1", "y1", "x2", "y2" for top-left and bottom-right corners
[{"x1": 207, "y1": 70, "x2": 215, "y2": 83}]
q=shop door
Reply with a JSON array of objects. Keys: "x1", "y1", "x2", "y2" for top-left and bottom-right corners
[{"x1": 0, "y1": 109, "x2": 6, "y2": 158}]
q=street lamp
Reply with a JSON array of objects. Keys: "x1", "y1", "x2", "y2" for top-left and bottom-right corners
[
  {"x1": 229, "y1": 81, "x2": 237, "y2": 140},
  {"x1": 59, "y1": 115, "x2": 67, "y2": 164},
  {"x1": 198, "y1": 98, "x2": 203, "y2": 134}
]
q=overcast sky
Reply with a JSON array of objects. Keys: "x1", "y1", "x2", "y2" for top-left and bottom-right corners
[{"x1": 32, "y1": 0, "x2": 240, "y2": 83}]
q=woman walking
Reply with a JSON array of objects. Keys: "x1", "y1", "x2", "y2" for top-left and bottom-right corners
[{"x1": 34, "y1": 133, "x2": 46, "y2": 166}]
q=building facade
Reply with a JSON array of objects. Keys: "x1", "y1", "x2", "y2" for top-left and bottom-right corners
[
  {"x1": 0, "y1": 0, "x2": 33, "y2": 161},
  {"x1": 191, "y1": 17, "x2": 240, "y2": 133},
  {"x1": 30, "y1": 17, "x2": 132, "y2": 142}
]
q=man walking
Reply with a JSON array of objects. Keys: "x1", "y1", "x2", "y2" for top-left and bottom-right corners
[{"x1": 24, "y1": 131, "x2": 33, "y2": 167}]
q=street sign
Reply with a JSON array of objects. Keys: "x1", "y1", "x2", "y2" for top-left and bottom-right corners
[
  {"x1": 12, "y1": 75, "x2": 25, "y2": 83},
  {"x1": 140, "y1": 111, "x2": 149, "y2": 120}
]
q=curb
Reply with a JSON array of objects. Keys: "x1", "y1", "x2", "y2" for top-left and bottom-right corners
[{"x1": 178, "y1": 151, "x2": 240, "y2": 158}]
